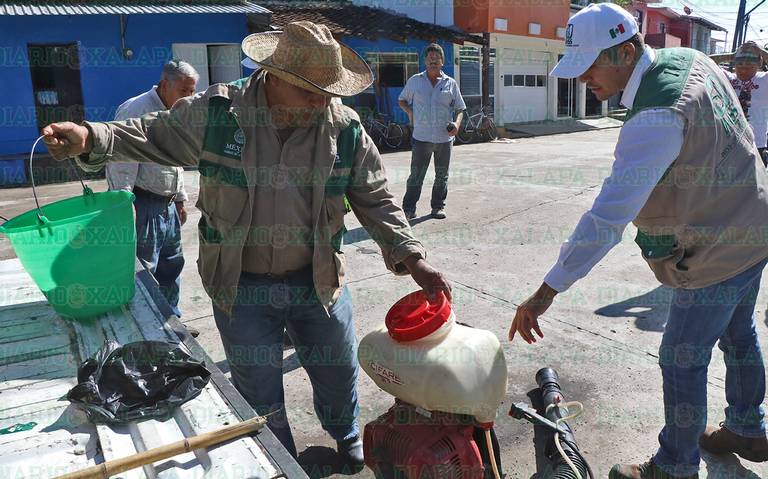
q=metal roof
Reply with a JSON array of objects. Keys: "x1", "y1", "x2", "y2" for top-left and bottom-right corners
[
  {"x1": 0, "y1": 258, "x2": 292, "y2": 479},
  {"x1": 0, "y1": 1, "x2": 269, "y2": 15},
  {"x1": 259, "y1": 1, "x2": 485, "y2": 45},
  {"x1": 646, "y1": 4, "x2": 727, "y2": 32}
]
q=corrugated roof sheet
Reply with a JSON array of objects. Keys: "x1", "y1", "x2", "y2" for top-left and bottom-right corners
[
  {"x1": 0, "y1": 258, "x2": 286, "y2": 479},
  {"x1": 646, "y1": 4, "x2": 727, "y2": 32},
  {"x1": 0, "y1": 1, "x2": 269, "y2": 15},
  {"x1": 259, "y1": 1, "x2": 485, "y2": 45}
]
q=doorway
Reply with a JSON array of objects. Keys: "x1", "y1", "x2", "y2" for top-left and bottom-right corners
[
  {"x1": 557, "y1": 77, "x2": 577, "y2": 118},
  {"x1": 172, "y1": 43, "x2": 243, "y2": 91},
  {"x1": 27, "y1": 43, "x2": 85, "y2": 130}
]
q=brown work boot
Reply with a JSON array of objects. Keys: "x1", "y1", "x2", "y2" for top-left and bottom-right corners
[
  {"x1": 699, "y1": 424, "x2": 768, "y2": 462},
  {"x1": 609, "y1": 460, "x2": 698, "y2": 479}
]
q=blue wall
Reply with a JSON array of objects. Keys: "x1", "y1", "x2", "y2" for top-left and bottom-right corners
[
  {"x1": 341, "y1": 37, "x2": 455, "y2": 125},
  {"x1": 0, "y1": 13, "x2": 249, "y2": 157}
]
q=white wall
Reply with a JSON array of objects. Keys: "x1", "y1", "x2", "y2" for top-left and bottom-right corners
[
  {"x1": 352, "y1": 0, "x2": 453, "y2": 27},
  {"x1": 490, "y1": 34, "x2": 561, "y2": 122}
]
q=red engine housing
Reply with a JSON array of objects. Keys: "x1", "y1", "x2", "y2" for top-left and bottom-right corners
[{"x1": 363, "y1": 401, "x2": 485, "y2": 479}]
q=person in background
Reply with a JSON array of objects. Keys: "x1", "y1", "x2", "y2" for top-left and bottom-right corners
[
  {"x1": 106, "y1": 60, "x2": 198, "y2": 317},
  {"x1": 398, "y1": 43, "x2": 465, "y2": 220},
  {"x1": 712, "y1": 41, "x2": 768, "y2": 165}
]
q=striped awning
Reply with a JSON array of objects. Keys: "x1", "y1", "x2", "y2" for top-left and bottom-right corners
[{"x1": 0, "y1": 1, "x2": 269, "y2": 15}]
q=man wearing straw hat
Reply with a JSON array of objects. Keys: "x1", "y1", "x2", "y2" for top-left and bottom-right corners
[{"x1": 41, "y1": 21, "x2": 451, "y2": 467}]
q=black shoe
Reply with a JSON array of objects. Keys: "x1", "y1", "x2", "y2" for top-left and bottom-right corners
[
  {"x1": 337, "y1": 435, "x2": 364, "y2": 466},
  {"x1": 404, "y1": 210, "x2": 416, "y2": 220},
  {"x1": 610, "y1": 460, "x2": 698, "y2": 479},
  {"x1": 431, "y1": 208, "x2": 446, "y2": 219},
  {"x1": 700, "y1": 424, "x2": 768, "y2": 462}
]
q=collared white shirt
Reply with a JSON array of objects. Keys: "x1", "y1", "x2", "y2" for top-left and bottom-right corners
[
  {"x1": 106, "y1": 86, "x2": 188, "y2": 201},
  {"x1": 544, "y1": 47, "x2": 685, "y2": 292},
  {"x1": 399, "y1": 71, "x2": 466, "y2": 144}
]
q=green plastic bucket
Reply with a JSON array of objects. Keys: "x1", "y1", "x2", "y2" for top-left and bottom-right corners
[{"x1": 0, "y1": 138, "x2": 136, "y2": 319}]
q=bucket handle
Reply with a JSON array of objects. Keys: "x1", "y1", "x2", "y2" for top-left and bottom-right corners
[{"x1": 30, "y1": 135, "x2": 93, "y2": 225}]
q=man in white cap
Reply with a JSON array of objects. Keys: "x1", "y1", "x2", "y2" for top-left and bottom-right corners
[
  {"x1": 39, "y1": 21, "x2": 451, "y2": 468},
  {"x1": 509, "y1": 3, "x2": 768, "y2": 478}
]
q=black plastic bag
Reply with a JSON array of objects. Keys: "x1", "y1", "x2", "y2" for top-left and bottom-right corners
[{"x1": 67, "y1": 340, "x2": 211, "y2": 424}]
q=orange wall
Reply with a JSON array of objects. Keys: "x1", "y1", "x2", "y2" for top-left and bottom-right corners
[
  {"x1": 455, "y1": 0, "x2": 570, "y2": 40},
  {"x1": 454, "y1": 0, "x2": 490, "y2": 33}
]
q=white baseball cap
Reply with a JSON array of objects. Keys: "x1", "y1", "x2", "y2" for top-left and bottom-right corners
[{"x1": 551, "y1": 3, "x2": 639, "y2": 79}]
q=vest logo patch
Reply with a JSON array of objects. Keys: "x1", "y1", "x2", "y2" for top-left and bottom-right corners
[
  {"x1": 234, "y1": 129, "x2": 245, "y2": 145},
  {"x1": 223, "y1": 129, "x2": 244, "y2": 158},
  {"x1": 706, "y1": 75, "x2": 747, "y2": 139}
]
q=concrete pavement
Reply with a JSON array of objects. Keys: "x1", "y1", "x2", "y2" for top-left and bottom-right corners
[{"x1": 1, "y1": 129, "x2": 766, "y2": 478}]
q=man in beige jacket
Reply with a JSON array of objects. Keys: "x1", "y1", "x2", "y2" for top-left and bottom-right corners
[{"x1": 42, "y1": 22, "x2": 450, "y2": 468}]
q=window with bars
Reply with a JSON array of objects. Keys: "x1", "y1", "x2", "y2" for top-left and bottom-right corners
[
  {"x1": 506, "y1": 74, "x2": 546, "y2": 88},
  {"x1": 365, "y1": 52, "x2": 420, "y2": 88}
]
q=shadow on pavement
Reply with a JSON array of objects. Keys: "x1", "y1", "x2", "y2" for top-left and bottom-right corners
[
  {"x1": 343, "y1": 214, "x2": 434, "y2": 247},
  {"x1": 702, "y1": 450, "x2": 762, "y2": 478},
  {"x1": 297, "y1": 446, "x2": 365, "y2": 478},
  {"x1": 594, "y1": 286, "x2": 672, "y2": 332}
]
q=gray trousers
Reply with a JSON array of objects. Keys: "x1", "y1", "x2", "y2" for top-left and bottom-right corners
[{"x1": 402, "y1": 139, "x2": 452, "y2": 213}]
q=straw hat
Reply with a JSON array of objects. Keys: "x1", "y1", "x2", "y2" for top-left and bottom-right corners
[
  {"x1": 735, "y1": 41, "x2": 762, "y2": 64},
  {"x1": 241, "y1": 21, "x2": 373, "y2": 97}
]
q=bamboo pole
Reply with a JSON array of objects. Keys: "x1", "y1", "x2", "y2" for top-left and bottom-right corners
[{"x1": 54, "y1": 415, "x2": 268, "y2": 479}]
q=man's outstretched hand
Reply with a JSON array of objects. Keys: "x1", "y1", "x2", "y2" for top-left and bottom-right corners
[
  {"x1": 41, "y1": 122, "x2": 92, "y2": 161},
  {"x1": 509, "y1": 282, "x2": 558, "y2": 344}
]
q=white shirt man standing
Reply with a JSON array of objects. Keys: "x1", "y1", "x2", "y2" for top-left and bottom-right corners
[
  {"x1": 106, "y1": 60, "x2": 197, "y2": 317},
  {"x1": 398, "y1": 43, "x2": 465, "y2": 220}
]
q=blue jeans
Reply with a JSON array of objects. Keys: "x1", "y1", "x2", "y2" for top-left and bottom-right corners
[
  {"x1": 212, "y1": 269, "x2": 359, "y2": 457},
  {"x1": 402, "y1": 139, "x2": 452, "y2": 213},
  {"x1": 653, "y1": 257, "x2": 768, "y2": 476},
  {"x1": 134, "y1": 193, "x2": 184, "y2": 317}
]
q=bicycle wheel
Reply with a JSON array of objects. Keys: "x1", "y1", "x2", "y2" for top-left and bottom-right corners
[
  {"x1": 384, "y1": 123, "x2": 405, "y2": 149},
  {"x1": 456, "y1": 123, "x2": 474, "y2": 144},
  {"x1": 365, "y1": 121, "x2": 383, "y2": 148},
  {"x1": 481, "y1": 117, "x2": 498, "y2": 142},
  {"x1": 362, "y1": 118, "x2": 374, "y2": 137}
]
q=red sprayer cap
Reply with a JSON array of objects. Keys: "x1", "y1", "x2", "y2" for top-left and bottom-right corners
[{"x1": 385, "y1": 290, "x2": 451, "y2": 342}]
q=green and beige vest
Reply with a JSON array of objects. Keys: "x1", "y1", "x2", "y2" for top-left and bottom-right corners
[{"x1": 628, "y1": 48, "x2": 768, "y2": 288}]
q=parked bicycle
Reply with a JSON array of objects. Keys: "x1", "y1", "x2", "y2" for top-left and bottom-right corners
[
  {"x1": 456, "y1": 108, "x2": 498, "y2": 144},
  {"x1": 362, "y1": 113, "x2": 405, "y2": 150}
]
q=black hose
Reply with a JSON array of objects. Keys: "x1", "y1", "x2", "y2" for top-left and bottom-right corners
[
  {"x1": 546, "y1": 446, "x2": 589, "y2": 479},
  {"x1": 536, "y1": 368, "x2": 595, "y2": 479}
]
